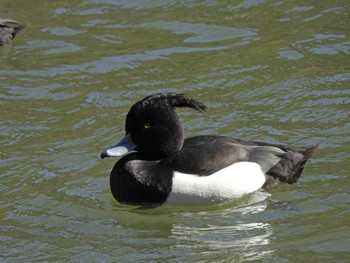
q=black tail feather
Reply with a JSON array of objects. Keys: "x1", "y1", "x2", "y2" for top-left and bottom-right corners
[
  {"x1": 293, "y1": 142, "x2": 320, "y2": 181},
  {"x1": 263, "y1": 142, "x2": 320, "y2": 189}
]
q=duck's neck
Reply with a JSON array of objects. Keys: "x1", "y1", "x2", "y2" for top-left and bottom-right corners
[{"x1": 146, "y1": 122, "x2": 184, "y2": 160}]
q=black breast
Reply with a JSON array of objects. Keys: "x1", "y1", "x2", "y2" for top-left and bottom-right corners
[{"x1": 110, "y1": 153, "x2": 173, "y2": 205}]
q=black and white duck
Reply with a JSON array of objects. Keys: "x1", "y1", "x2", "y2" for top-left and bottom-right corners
[{"x1": 101, "y1": 93, "x2": 319, "y2": 207}]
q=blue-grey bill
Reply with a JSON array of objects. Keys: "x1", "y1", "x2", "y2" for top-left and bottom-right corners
[{"x1": 100, "y1": 133, "x2": 136, "y2": 159}]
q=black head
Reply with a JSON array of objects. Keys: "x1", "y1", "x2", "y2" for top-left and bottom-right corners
[{"x1": 125, "y1": 93, "x2": 206, "y2": 159}]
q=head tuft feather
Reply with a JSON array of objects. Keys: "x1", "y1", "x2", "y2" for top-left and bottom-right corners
[{"x1": 137, "y1": 93, "x2": 207, "y2": 112}]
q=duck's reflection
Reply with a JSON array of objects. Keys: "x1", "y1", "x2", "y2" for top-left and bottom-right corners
[{"x1": 170, "y1": 191, "x2": 273, "y2": 261}]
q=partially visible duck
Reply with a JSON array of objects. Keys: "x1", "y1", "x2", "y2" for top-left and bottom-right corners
[
  {"x1": 0, "y1": 18, "x2": 27, "y2": 46},
  {"x1": 101, "y1": 93, "x2": 319, "y2": 207}
]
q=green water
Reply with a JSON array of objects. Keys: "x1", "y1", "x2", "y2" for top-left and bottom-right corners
[{"x1": 1, "y1": 0, "x2": 349, "y2": 262}]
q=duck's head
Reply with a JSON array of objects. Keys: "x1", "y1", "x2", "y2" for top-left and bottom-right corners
[{"x1": 101, "y1": 93, "x2": 206, "y2": 159}]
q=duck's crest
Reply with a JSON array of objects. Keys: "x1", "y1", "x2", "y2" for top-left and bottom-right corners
[{"x1": 138, "y1": 93, "x2": 207, "y2": 112}]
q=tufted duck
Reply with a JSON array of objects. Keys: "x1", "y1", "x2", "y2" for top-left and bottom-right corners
[{"x1": 101, "y1": 93, "x2": 319, "y2": 207}]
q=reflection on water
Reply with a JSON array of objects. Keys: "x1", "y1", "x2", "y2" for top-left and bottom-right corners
[
  {"x1": 170, "y1": 192, "x2": 273, "y2": 261},
  {"x1": 172, "y1": 222, "x2": 272, "y2": 260}
]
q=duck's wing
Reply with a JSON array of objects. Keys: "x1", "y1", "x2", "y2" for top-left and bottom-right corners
[
  {"x1": 167, "y1": 135, "x2": 319, "y2": 188},
  {"x1": 166, "y1": 135, "x2": 287, "y2": 176}
]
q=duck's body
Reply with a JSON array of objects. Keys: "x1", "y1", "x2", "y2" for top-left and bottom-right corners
[
  {"x1": 0, "y1": 18, "x2": 27, "y2": 46},
  {"x1": 101, "y1": 93, "x2": 319, "y2": 207}
]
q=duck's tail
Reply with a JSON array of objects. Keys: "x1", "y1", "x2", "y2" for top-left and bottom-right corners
[
  {"x1": 13, "y1": 23, "x2": 27, "y2": 38},
  {"x1": 294, "y1": 142, "x2": 320, "y2": 180},
  {"x1": 263, "y1": 142, "x2": 320, "y2": 189}
]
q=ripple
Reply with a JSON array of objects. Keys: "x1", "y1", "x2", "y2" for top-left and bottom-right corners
[
  {"x1": 139, "y1": 21, "x2": 257, "y2": 43},
  {"x1": 2, "y1": 84, "x2": 76, "y2": 100},
  {"x1": 27, "y1": 40, "x2": 84, "y2": 55},
  {"x1": 41, "y1": 27, "x2": 86, "y2": 36}
]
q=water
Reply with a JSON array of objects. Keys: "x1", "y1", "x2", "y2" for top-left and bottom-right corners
[{"x1": 1, "y1": 0, "x2": 349, "y2": 261}]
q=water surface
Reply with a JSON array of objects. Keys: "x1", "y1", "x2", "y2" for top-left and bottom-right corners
[{"x1": 1, "y1": 0, "x2": 349, "y2": 262}]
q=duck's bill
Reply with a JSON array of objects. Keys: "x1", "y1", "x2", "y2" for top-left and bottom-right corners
[{"x1": 100, "y1": 133, "x2": 136, "y2": 159}]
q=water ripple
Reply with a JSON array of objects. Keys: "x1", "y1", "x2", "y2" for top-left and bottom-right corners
[{"x1": 139, "y1": 21, "x2": 257, "y2": 43}]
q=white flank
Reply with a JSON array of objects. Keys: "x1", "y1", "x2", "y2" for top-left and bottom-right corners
[{"x1": 166, "y1": 162, "x2": 266, "y2": 205}]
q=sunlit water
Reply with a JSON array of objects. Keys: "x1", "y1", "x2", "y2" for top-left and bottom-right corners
[{"x1": 1, "y1": 0, "x2": 349, "y2": 262}]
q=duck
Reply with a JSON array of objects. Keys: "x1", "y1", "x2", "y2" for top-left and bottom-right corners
[
  {"x1": 0, "y1": 18, "x2": 27, "y2": 46},
  {"x1": 101, "y1": 93, "x2": 319, "y2": 207}
]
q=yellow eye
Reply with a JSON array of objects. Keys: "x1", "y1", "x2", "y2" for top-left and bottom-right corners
[{"x1": 143, "y1": 123, "x2": 150, "y2": 129}]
